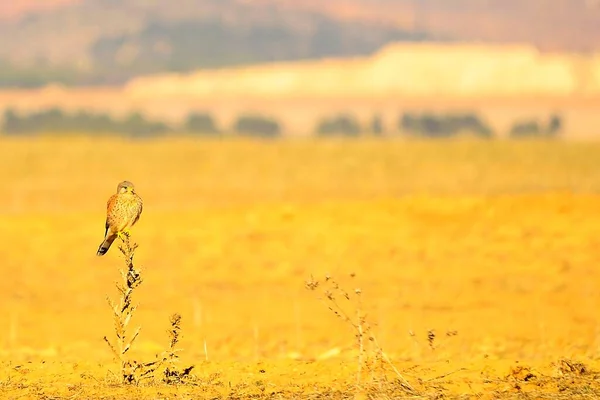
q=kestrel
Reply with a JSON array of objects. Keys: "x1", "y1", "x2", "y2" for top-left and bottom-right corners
[{"x1": 96, "y1": 180, "x2": 144, "y2": 256}]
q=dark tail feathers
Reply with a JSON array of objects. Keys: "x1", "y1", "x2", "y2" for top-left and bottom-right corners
[{"x1": 96, "y1": 233, "x2": 117, "y2": 256}]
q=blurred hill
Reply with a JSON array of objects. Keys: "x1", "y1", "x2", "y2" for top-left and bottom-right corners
[
  {"x1": 125, "y1": 42, "x2": 600, "y2": 99},
  {"x1": 0, "y1": 0, "x2": 599, "y2": 87}
]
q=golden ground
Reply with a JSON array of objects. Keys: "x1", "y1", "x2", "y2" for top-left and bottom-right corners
[{"x1": 1, "y1": 136, "x2": 600, "y2": 399}]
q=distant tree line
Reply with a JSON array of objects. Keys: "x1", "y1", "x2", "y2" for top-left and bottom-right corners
[
  {"x1": 314, "y1": 112, "x2": 562, "y2": 138},
  {"x1": 0, "y1": 108, "x2": 282, "y2": 138},
  {"x1": 0, "y1": 108, "x2": 563, "y2": 139},
  {"x1": 2, "y1": 109, "x2": 169, "y2": 137},
  {"x1": 509, "y1": 114, "x2": 562, "y2": 138},
  {"x1": 399, "y1": 112, "x2": 493, "y2": 138}
]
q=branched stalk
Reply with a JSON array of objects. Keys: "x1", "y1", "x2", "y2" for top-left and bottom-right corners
[
  {"x1": 305, "y1": 274, "x2": 416, "y2": 394},
  {"x1": 103, "y1": 233, "x2": 194, "y2": 385},
  {"x1": 103, "y1": 233, "x2": 144, "y2": 384}
]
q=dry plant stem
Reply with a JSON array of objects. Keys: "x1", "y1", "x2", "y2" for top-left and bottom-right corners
[
  {"x1": 102, "y1": 234, "x2": 193, "y2": 384},
  {"x1": 103, "y1": 233, "x2": 143, "y2": 384},
  {"x1": 162, "y1": 313, "x2": 195, "y2": 384},
  {"x1": 305, "y1": 274, "x2": 415, "y2": 394},
  {"x1": 164, "y1": 314, "x2": 183, "y2": 376},
  {"x1": 371, "y1": 335, "x2": 414, "y2": 391},
  {"x1": 356, "y1": 289, "x2": 364, "y2": 387}
]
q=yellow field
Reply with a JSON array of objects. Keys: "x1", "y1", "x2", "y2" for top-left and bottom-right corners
[{"x1": 1, "y1": 136, "x2": 600, "y2": 399}]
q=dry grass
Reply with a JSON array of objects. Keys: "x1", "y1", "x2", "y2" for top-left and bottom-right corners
[{"x1": 1, "y1": 136, "x2": 600, "y2": 398}]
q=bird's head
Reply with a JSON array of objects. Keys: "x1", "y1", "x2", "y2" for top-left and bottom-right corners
[{"x1": 117, "y1": 181, "x2": 136, "y2": 194}]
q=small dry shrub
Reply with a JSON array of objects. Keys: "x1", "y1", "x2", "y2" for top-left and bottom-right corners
[
  {"x1": 103, "y1": 234, "x2": 193, "y2": 384},
  {"x1": 305, "y1": 273, "x2": 415, "y2": 395}
]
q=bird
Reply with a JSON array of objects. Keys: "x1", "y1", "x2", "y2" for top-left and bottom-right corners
[{"x1": 96, "y1": 180, "x2": 143, "y2": 256}]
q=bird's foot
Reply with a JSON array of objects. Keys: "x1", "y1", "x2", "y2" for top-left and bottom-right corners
[{"x1": 117, "y1": 231, "x2": 130, "y2": 241}]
